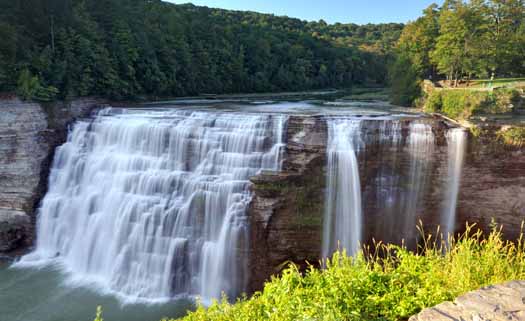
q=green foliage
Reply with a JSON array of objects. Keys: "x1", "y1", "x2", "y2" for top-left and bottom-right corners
[
  {"x1": 498, "y1": 127, "x2": 525, "y2": 148},
  {"x1": 172, "y1": 224, "x2": 525, "y2": 321},
  {"x1": 390, "y1": 0, "x2": 525, "y2": 106},
  {"x1": 94, "y1": 306, "x2": 103, "y2": 321},
  {"x1": 426, "y1": 88, "x2": 524, "y2": 119},
  {"x1": 1, "y1": 1, "x2": 403, "y2": 100},
  {"x1": 16, "y1": 69, "x2": 58, "y2": 102},
  {"x1": 16, "y1": 69, "x2": 41, "y2": 101},
  {"x1": 389, "y1": 52, "x2": 421, "y2": 106},
  {"x1": 424, "y1": 91, "x2": 443, "y2": 113},
  {"x1": 440, "y1": 90, "x2": 488, "y2": 119}
]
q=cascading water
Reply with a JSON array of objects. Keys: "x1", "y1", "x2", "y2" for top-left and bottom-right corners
[
  {"x1": 324, "y1": 118, "x2": 440, "y2": 252},
  {"x1": 402, "y1": 122, "x2": 435, "y2": 240},
  {"x1": 441, "y1": 128, "x2": 467, "y2": 238},
  {"x1": 323, "y1": 118, "x2": 363, "y2": 258},
  {"x1": 19, "y1": 108, "x2": 287, "y2": 302}
]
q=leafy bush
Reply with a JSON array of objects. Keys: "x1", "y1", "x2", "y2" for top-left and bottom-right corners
[
  {"x1": 16, "y1": 69, "x2": 58, "y2": 102},
  {"x1": 424, "y1": 88, "x2": 524, "y2": 119},
  {"x1": 174, "y1": 224, "x2": 525, "y2": 321},
  {"x1": 424, "y1": 91, "x2": 442, "y2": 113},
  {"x1": 498, "y1": 127, "x2": 525, "y2": 148}
]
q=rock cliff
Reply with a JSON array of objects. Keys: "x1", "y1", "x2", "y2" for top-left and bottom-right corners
[{"x1": 0, "y1": 98, "x2": 104, "y2": 254}]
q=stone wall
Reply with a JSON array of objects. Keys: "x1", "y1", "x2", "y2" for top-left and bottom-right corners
[{"x1": 0, "y1": 98, "x2": 104, "y2": 254}]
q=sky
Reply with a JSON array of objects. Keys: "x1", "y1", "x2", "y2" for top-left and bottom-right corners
[{"x1": 168, "y1": 0, "x2": 444, "y2": 24}]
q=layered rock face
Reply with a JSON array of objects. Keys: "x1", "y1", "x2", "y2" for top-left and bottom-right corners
[
  {"x1": 457, "y1": 127, "x2": 525, "y2": 240},
  {"x1": 247, "y1": 116, "x2": 453, "y2": 291},
  {"x1": 248, "y1": 115, "x2": 525, "y2": 291},
  {"x1": 2, "y1": 99, "x2": 524, "y2": 296},
  {"x1": 0, "y1": 98, "x2": 103, "y2": 254},
  {"x1": 248, "y1": 115, "x2": 327, "y2": 292}
]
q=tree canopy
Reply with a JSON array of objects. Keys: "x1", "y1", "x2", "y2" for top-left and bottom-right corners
[
  {"x1": 0, "y1": 0, "x2": 403, "y2": 101},
  {"x1": 390, "y1": 0, "x2": 525, "y2": 106}
]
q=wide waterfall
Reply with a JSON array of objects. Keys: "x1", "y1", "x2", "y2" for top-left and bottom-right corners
[
  {"x1": 323, "y1": 118, "x2": 363, "y2": 258},
  {"x1": 441, "y1": 128, "x2": 467, "y2": 238},
  {"x1": 19, "y1": 108, "x2": 287, "y2": 302}
]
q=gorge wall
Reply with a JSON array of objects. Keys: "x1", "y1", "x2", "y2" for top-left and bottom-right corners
[
  {"x1": 0, "y1": 98, "x2": 104, "y2": 254},
  {"x1": 248, "y1": 115, "x2": 525, "y2": 292},
  {"x1": 1, "y1": 99, "x2": 524, "y2": 297}
]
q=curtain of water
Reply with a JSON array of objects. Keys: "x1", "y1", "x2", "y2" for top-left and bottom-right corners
[
  {"x1": 19, "y1": 108, "x2": 287, "y2": 303},
  {"x1": 323, "y1": 118, "x2": 363, "y2": 258},
  {"x1": 441, "y1": 128, "x2": 467, "y2": 238}
]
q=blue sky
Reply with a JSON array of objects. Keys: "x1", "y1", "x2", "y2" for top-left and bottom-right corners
[{"x1": 168, "y1": 0, "x2": 444, "y2": 24}]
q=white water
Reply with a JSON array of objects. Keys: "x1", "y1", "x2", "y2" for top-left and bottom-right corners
[
  {"x1": 442, "y1": 128, "x2": 467, "y2": 238},
  {"x1": 323, "y1": 118, "x2": 363, "y2": 258},
  {"x1": 402, "y1": 122, "x2": 435, "y2": 239},
  {"x1": 18, "y1": 108, "x2": 287, "y2": 303}
]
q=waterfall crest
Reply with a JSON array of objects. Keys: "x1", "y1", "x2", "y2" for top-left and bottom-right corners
[{"x1": 19, "y1": 108, "x2": 287, "y2": 302}]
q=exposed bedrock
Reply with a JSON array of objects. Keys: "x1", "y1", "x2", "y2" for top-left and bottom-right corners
[
  {"x1": 457, "y1": 126, "x2": 525, "y2": 240},
  {"x1": 0, "y1": 98, "x2": 104, "y2": 254},
  {"x1": 248, "y1": 115, "x2": 525, "y2": 291},
  {"x1": 248, "y1": 115, "x2": 327, "y2": 293}
]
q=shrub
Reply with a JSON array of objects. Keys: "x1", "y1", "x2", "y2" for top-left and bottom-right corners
[
  {"x1": 424, "y1": 88, "x2": 524, "y2": 120},
  {"x1": 498, "y1": 127, "x2": 525, "y2": 147},
  {"x1": 16, "y1": 69, "x2": 58, "y2": 102},
  {"x1": 173, "y1": 224, "x2": 525, "y2": 321},
  {"x1": 424, "y1": 91, "x2": 442, "y2": 113}
]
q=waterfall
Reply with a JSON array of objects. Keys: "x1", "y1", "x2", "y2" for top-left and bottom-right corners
[
  {"x1": 402, "y1": 122, "x2": 435, "y2": 241},
  {"x1": 18, "y1": 108, "x2": 287, "y2": 302},
  {"x1": 323, "y1": 118, "x2": 363, "y2": 258},
  {"x1": 442, "y1": 128, "x2": 467, "y2": 238}
]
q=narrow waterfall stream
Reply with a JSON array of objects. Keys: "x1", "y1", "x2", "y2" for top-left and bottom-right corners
[
  {"x1": 402, "y1": 122, "x2": 435, "y2": 241},
  {"x1": 18, "y1": 108, "x2": 287, "y2": 302},
  {"x1": 323, "y1": 117, "x2": 464, "y2": 256},
  {"x1": 441, "y1": 128, "x2": 467, "y2": 238},
  {"x1": 323, "y1": 118, "x2": 363, "y2": 257}
]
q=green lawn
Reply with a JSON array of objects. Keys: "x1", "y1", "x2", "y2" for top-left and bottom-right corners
[{"x1": 469, "y1": 78, "x2": 525, "y2": 88}]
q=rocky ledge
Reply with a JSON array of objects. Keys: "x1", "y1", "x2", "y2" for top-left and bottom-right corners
[
  {"x1": 0, "y1": 97, "x2": 104, "y2": 254},
  {"x1": 410, "y1": 281, "x2": 525, "y2": 321}
]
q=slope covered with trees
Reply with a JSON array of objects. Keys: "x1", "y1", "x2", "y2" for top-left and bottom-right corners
[
  {"x1": 0, "y1": 0, "x2": 402, "y2": 101},
  {"x1": 390, "y1": 0, "x2": 525, "y2": 106}
]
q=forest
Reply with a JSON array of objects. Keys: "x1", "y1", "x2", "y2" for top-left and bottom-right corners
[
  {"x1": 390, "y1": 0, "x2": 525, "y2": 105},
  {"x1": 0, "y1": 0, "x2": 402, "y2": 101}
]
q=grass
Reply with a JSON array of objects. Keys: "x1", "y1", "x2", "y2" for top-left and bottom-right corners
[
  {"x1": 469, "y1": 78, "x2": 525, "y2": 89},
  {"x1": 165, "y1": 223, "x2": 525, "y2": 321}
]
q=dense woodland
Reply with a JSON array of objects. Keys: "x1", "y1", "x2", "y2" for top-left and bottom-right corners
[
  {"x1": 0, "y1": 0, "x2": 402, "y2": 101},
  {"x1": 390, "y1": 0, "x2": 525, "y2": 105}
]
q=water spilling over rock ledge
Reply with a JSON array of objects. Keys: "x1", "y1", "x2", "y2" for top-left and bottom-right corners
[{"x1": 1, "y1": 97, "x2": 525, "y2": 303}]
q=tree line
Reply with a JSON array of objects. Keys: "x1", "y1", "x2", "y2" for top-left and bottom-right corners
[
  {"x1": 0, "y1": 0, "x2": 402, "y2": 101},
  {"x1": 390, "y1": 0, "x2": 525, "y2": 106}
]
